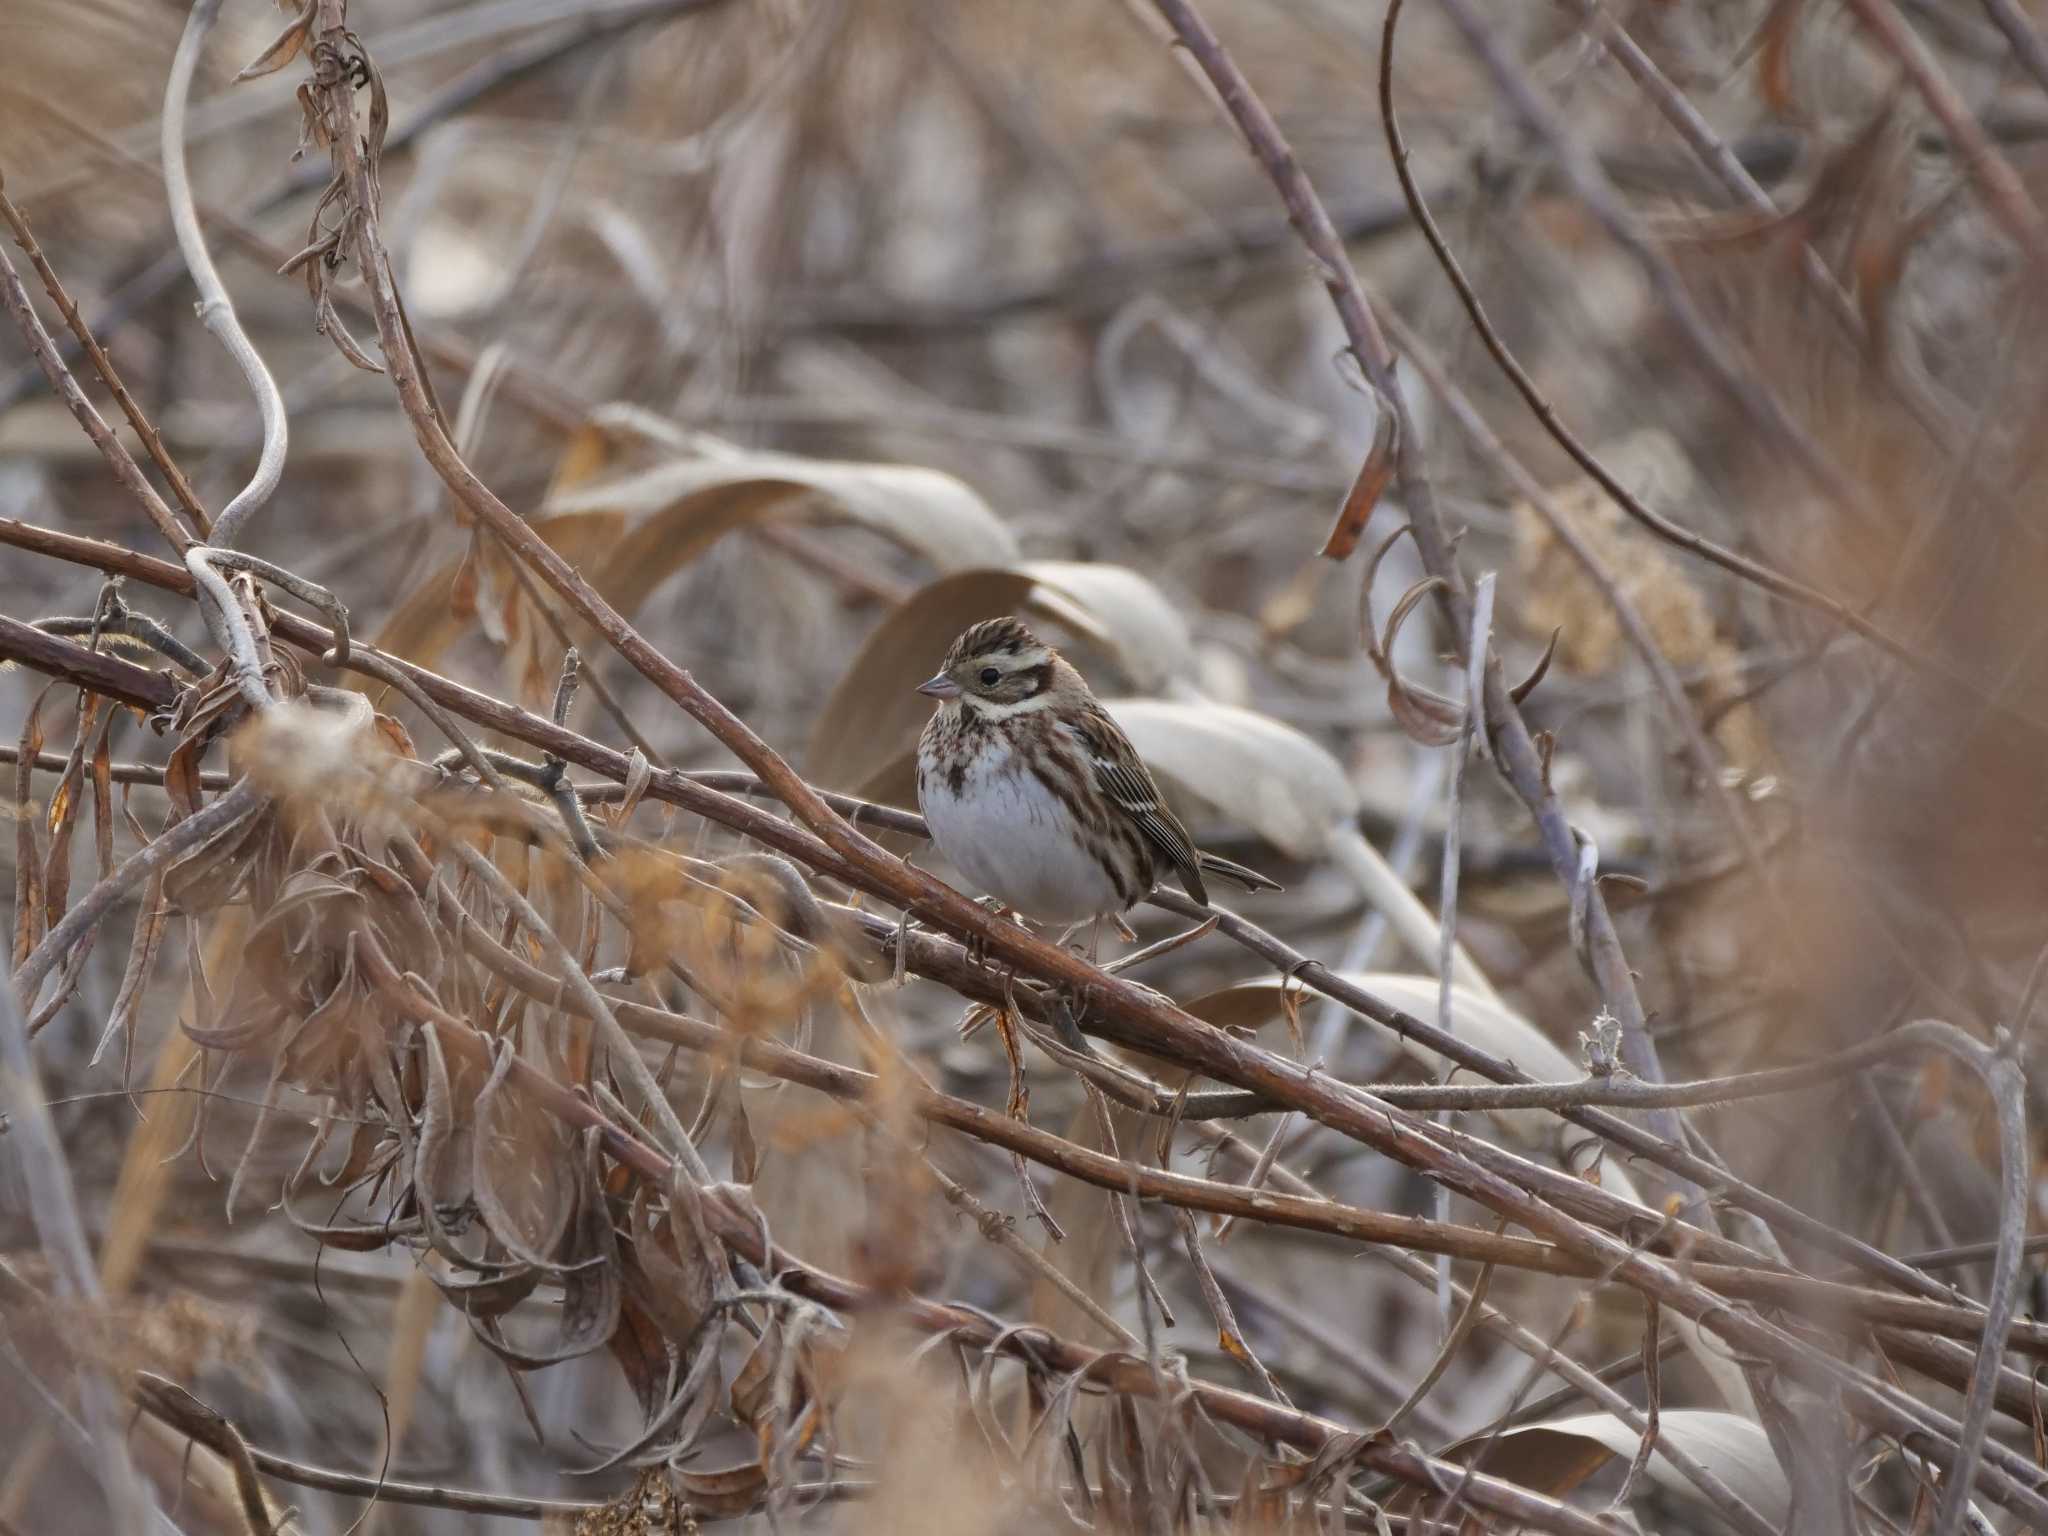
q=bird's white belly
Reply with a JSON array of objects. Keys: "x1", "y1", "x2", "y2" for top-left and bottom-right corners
[{"x1": 919, "y1": 751, "x2": 1121, "y2": 923}]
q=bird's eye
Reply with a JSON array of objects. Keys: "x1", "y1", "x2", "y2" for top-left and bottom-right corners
[{"x1": 978, "y1": 666, "x2": 1001, "y2": 686}]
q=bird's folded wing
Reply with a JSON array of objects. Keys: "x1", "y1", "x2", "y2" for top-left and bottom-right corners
[{"x1": 1068, "y1": 713, "x2": 1207, "y2": 896}]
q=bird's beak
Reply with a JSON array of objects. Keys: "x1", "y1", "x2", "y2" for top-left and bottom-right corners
[{"x1": 916, "y1": 671, "x2": 961, "y2": 700}]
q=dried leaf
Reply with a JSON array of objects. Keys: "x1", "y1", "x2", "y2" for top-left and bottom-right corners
[
  {"x1": 436, "y1": 1260, "x2": 542, "y2": 1322},
  {"x1": 89, "y1": 717, "x2": 112, "y2": 878},
  {"x1": 555, "y1": 1133, "x2": 623, "y2": 1355},
  {"x1": 731, "y1": 1093, "x2": 759, "y2": 1185},
  {"x1": 471, "y1": 1041, "x2": 577, "y2": 1268},
  {"x1": 373, "y1": 711, "x2": 418, "y2": 760},
  {"x1": 542, "y1": 422, "x2": 615, "y2": 501},
  {"x1": 1357, "y1": 522, "x2": 1415, "y2": 662},
  {"x1": 625, "y1": 1187, "x2": 718, "y2": 1346},
  {"x1": 161, "y1": 798, "x2": 268, "y2": 915},
  {"x1": 1511, "y1": 627, "x2": 1561, "y2": 704},
  {"x1": 608, "y1": 1291, "x2": 671, "y2": 1421},
  {"x1": 1386, "y1": 675, "x2": 1464, "y2": 748},
  {"x1": 233, "y1": 0, "x2": 314, "y2": 80},
  {"x1": 1422, "y1": 1410, "x2": 1787, "y2": 1525},
  {"x1": 1377, "y1": 576, "x2": 1465, "y2": 747},
  {"x1": 183, "y1": 966, "x2": 291, "y2": 1053},
  {"x1": 670, "y1": 1461, "x2": 769, "y2": 1518},
  {"x1": 43, "y1": 697, "x2": 111, "y2": 933},
  {"x1": 550, "y1": 418, "x2": 1017, "y2": 575},
  {"x1": 729, "y1": 1316, "x2": 784, "y2": 1429},
  {"x1": 1320, "y1": 400, "x2": 1399, "y2": 560},
  {"x1": 322, "y1": 291, "x2": 386, "y2": 374},
  {"x1": 414, "y1": 1019, "x2": 478, "y2": 1262},
  {"x1": 91, "y1": 871, "x2": 168, "y2": 1081}
]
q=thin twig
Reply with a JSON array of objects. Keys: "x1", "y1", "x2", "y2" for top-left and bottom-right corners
[
  {"x1": 0, "y1": 186, "x2": 210, "y2": 538},
  {"x1": 1145, "y1": 0, "x2": 1698, "y2": 1223},
  {"x1": 0, "y1": 204, "x2": 192, "y2": 554},
  {"x1": 1842, "y1": 0, "x2": 2048, "y2": 266},
  {"x1": 134, "y1": 1372, "x2": 589, "y2": 1522},
  {"x1": 1380, "y1": 0, "x2": 1957, "y2": 690}
]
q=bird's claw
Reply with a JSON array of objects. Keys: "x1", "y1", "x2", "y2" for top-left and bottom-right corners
[{"x1": 964, "y1": 896, "x2": 1013, "y2": 970}]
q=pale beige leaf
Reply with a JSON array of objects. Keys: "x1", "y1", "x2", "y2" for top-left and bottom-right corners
[
  {"x1": 1019, "y1": 560, "x2": 1194, "y2": 693},
  {"x1": 1433, "y1": 1410, "x2": 1785, "y2": 1524},
  {"x1": 1327, "y1": 829, "x2": 1495, "y2": 998},
  {"x1": 380, "y1": 432, "x2": 1014, "y2": 669},
  {"x1": 810, "y1": 569, "x2": 1044, "y2": 795},
  {"x1": 1102, "y1": 699, "x2": 1353, "y2": 860},
  {"x1": 375, "y1": 510, "x2": 627, "y2": 669},
  {"x1": 544, "y1": 446, "x2": 1017, "y2": 573}
]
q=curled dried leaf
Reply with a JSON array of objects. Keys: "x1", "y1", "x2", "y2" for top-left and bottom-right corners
[
  {"x1": 315, "y1": 291, "x2": 385, "y2": 374},
  {"x1": 436, "y1": 1259, "x2": 542, "y2": 1322},
  {"x1": 1511, "y1": 626, "x2": 1561, "y2": 705},
  {"x1": 234, "y1": 0, "x2": 314, "y2": 80},
  {"x1": 1357, "y1": 522, "x2": 1416, "y2": 663},
  {"x1": 1378, "y1": 576, "x2": 1463, "y2": 747}
]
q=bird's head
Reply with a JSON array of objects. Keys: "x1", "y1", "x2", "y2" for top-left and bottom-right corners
[{"x1": 917, "y1": 618, "x2": 1081, "y2": 718}]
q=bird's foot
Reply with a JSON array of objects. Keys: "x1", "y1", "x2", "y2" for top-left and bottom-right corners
[
  {"x1": 1049, "y1": 969, "x2": 1174, "y2": 1047},
  {"x1": 964, "y1": 896, "x2": 1014, "y2": 970}
]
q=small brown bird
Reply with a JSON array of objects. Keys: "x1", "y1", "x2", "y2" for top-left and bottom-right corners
[{"x1": 914, "y1": 618, "x2": 1278, "y2": 941}]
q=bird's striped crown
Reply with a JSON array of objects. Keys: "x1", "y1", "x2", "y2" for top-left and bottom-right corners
[{"x1": 943, "y1": 617, "x2": 1050, "y2": 670}]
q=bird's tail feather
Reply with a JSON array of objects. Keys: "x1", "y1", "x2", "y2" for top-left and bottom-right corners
[{"x1": 1196, "y1": 851, "x2": 1282, "y2": 894}]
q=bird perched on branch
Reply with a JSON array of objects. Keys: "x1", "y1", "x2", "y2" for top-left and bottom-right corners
[{"x1": 914, "y1": 618, "x2": 1277, "y2": 951}]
